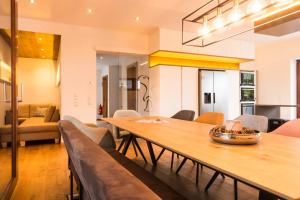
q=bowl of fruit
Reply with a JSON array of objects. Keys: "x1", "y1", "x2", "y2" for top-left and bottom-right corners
[{"x1": 209, "y1": 120, "x2": 262, "y2": 145}]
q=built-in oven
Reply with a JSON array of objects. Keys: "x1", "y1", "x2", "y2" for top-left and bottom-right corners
[
  {"x1": 241, "y1": 103, "x2": 255, "y2": 115},
  {"x1": 240, "y1": 71, "x2": 255, "y2": 86},
  {"x1": 241, "y1": 87, "x2": 255, "y2": 102}
]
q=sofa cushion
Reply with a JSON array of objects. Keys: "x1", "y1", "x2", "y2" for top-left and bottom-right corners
[
  {"x1": 18, "y1": 104, "x2": 30, "y2": 118},
  {"x1": 50, "y1": 109, "x2": 60, "y2": 122},
  {"x1": 44, "y1": 106, "x2": 56, "y2": 122},
  {"x1": 18, "y1": 117, "x2": 58, "y2": 133},
  {"x1": 0, "y1": 125, "x2": 11, "y2": 134},
  {"x1": 30, "y1": 104, "x2": 50, "y2": 117}
]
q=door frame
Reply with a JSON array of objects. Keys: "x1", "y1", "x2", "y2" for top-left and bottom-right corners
[{"x1": 102, "y1": 75, "x2": 108, "y2": 118}]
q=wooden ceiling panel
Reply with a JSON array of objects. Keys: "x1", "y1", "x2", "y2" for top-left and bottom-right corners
[{"x1": 17, "y1": 31, "x2": 61, "y2": 60}]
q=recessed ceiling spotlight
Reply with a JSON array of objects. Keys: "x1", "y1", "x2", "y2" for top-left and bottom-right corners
[
  {"x1": 135, "y1": 16, "x2": 140, "y2": 21},
  {"x1": 88, "y1": 9, "x2": 92, "y2": 14},
  {"x1": 30, "y1": 0, "x2": 35, "y2": 4},
  {"x1": 38, "y1": 37, "x2": 43, "y2": 41}
]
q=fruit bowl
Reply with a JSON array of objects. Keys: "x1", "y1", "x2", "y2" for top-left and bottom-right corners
[{"x1": 209, "y1": 126, "x2": 262, "y2": 145}]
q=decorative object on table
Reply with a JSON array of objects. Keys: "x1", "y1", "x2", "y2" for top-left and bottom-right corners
[
  {"x1": 209, "y1": 120, "x2": 261, "y2": 145},
  {"x1": 136, "y1": 118, "x2": 169, "y2": 124},
  {"x1": 182, "y1": 0, "x2": 300, "y2": 47}
]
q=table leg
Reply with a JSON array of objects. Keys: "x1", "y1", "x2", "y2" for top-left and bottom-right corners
[
  {"x1": 176, "y1": 157, "x2": 187, "y2": 174},
  {"x1": 122, "y1": 135, "x2": 133, "y2": 156},
  {"x1": 205, "y1": 171, "x2": 220, "y2": 191},
  {"x1": 234, "y1": 179, "x2": 238, "y2": 200},
  {"x1": 70, "y1": 170, "x2": 74, "y2": 200},
  {"x1": 156, "y1": 148, "x2": 166, "y2": 162},
  {"x1": 146, "y1": 141, "x2": 157, "y2": 166},
  {"x1": 132, "y1": 137, "x2": 147, "y2": 163},
  {"x1": 171, "y1": 152, "x2": 174, "y2": 169}
]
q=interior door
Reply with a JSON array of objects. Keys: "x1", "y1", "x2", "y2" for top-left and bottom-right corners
[
  {"x1": 102, "y1": 75, "x2": 108, "y2": 117},
  {"x1": 213, "y1": 71, "x2": 228, "y2": 119},
  {"x1": 200, "y1": 70, "x2": 214, "y2": 114}
]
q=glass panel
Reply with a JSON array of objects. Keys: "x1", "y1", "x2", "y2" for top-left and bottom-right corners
[
  {"x1": 96, "y1": 54, "x2": 149, "y2": 118},
  {"x1": 0, "y1": 0, "x2": 13, "y2": 195}
]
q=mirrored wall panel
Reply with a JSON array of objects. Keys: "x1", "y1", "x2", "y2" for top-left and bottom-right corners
[
  {"x1": 96, "y1": 53, "x2": 149, "y2": 118},
  {"x1": 0, "y1": 0, "x2": 13, "y2": 196}
]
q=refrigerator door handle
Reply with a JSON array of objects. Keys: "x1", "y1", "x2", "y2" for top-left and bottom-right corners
[{"x1": 213, "y1": 93, "x2": 216, "y2": 104}]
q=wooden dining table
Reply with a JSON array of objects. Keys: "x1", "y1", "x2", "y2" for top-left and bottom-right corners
[{"x1": 102, "y1": 116, "x2": 300, "y2": 200}]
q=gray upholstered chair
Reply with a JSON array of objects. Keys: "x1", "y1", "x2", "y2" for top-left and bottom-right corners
[
  {"x1": 235, "y1": 114, "x2": 268, "y2": 132},
  {"x1": 113, "y1": 110, "x2": 147, "y2": 163},
  {"x1": 155, "y1": 110, "x2": 195, "y2": 169}
]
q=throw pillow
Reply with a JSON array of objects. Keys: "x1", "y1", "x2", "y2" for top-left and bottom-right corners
[
  {"x1": 51, "y1": 109, "x2": 60, "y2": 122},
  {"x1": 44, "y1": 106, "x2": 56, "y2": 122}
]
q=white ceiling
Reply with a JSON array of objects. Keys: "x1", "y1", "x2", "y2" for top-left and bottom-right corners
[
  {"x1": 17, "y1": 0, "x2": 300, "y2": 43},
  {"x1": 18, "y1": 0, "x2": 203, "y2": 34}
]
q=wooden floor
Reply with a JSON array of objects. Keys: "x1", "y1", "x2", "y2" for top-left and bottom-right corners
[
  {"x1": 11, "y1": 141, "x2": 69, "y2": 200},
  {"x1": 10, "y1": 140, "x2": 259, "y2": 200},
  {"x1": 0, "y1": 146, "x2": 12, "y2": 194}
]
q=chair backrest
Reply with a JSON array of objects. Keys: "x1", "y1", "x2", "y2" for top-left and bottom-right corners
[
  {"x1": 63, "y1": 115, "x2": 116, "y2": 149},
  {"x1": 171, "y1": 110, "x2": 195, "y2": 121},
  {"x1": 271, "y1": 119, "x2": 300, "y2": 138},
  {"x1": 113, "y1": 110, "x2": 141, "y2": 118},
  {"x1": 235, "y1": 115, "x2": 268, "y2": 132},
  {"x1": 195, "y1": 112, "x2": 224, "y2": 126},
  {"x1": 112, "y1": 110, "x2": 141, "y2": 138}
]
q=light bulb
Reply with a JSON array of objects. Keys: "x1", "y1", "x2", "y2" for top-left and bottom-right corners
[
  {"x1": 214, "y1": 7, "x2": 224, "y2": 29},
  {"x1": 198, "y1": 15, "x2": 210, "y2": 36},
  {"x1": 247, "y1": 0, "x2": 265, "y2": 14},
  {"x1": 229, "y1": 0, "x2": 243, "y2": 22}
]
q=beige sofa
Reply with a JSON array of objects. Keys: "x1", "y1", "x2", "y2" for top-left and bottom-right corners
[{"x1": 0, "y1": 104, "x2": 60, "y2": 147}]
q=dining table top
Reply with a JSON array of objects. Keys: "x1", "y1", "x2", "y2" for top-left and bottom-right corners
[{"x1": 102, "y1": 116, "x2": 300, "y2": 200}]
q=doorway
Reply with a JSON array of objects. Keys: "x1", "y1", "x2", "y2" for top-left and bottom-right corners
[
  {"x1": 102, "y1": 75, "x2": 108, "y2": 117},
  {"x1": 126, "y1": 63, "x2": 137, "y2": 110},
  {"x1": 297, "y1": 60, "x2": 300, "y2": 118}
]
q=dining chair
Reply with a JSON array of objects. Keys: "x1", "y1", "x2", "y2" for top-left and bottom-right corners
[
  {"x1": 194, "y1": 112, "x2": 224, "y2": 125},
  {"x1": 176, "y1": 112, "x2": 224, "y2": 185},
  {"x1": 113, "y1": 110, "x2": 147, "y2": 163},
  {"x1": 270, "y1": 119, "x2": 300, "y2": 137},
  {"x1": 235, "y1": 114, "x2": 268, "y2": 132},
  {"x1": 259, "y1": 119, "x2": 300, "y2": 199},
  {"x1": 155, "y1": 110, "x2": 195, "y2": 169}
]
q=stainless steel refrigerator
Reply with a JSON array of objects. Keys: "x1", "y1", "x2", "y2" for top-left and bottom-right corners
[{"x1": 199, "y1": 70, "x2": 228, "y2": 119}]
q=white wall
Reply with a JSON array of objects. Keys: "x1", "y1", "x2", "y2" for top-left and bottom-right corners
[
  {"x1": 17, "y1": 57, "x2": 60, "y2": 106},
  {"x1": 241, "y1": 35, "x2": 300, "y2": 119},
  {"x1": 149, "y1": 65, "x2": 199, "y2": 118},
  {"x1": 181, "y1": 67, "x2": 199, "y2": 117},
  {"x1": 0, "y1": 35, "x2": 11, "y2": 126},
  {"x1": 150, "y1": 28, "x2": 255, "y2": 59},
  {"x1": 17, "y1": 17, "x2": 149, "y2": 123}
]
